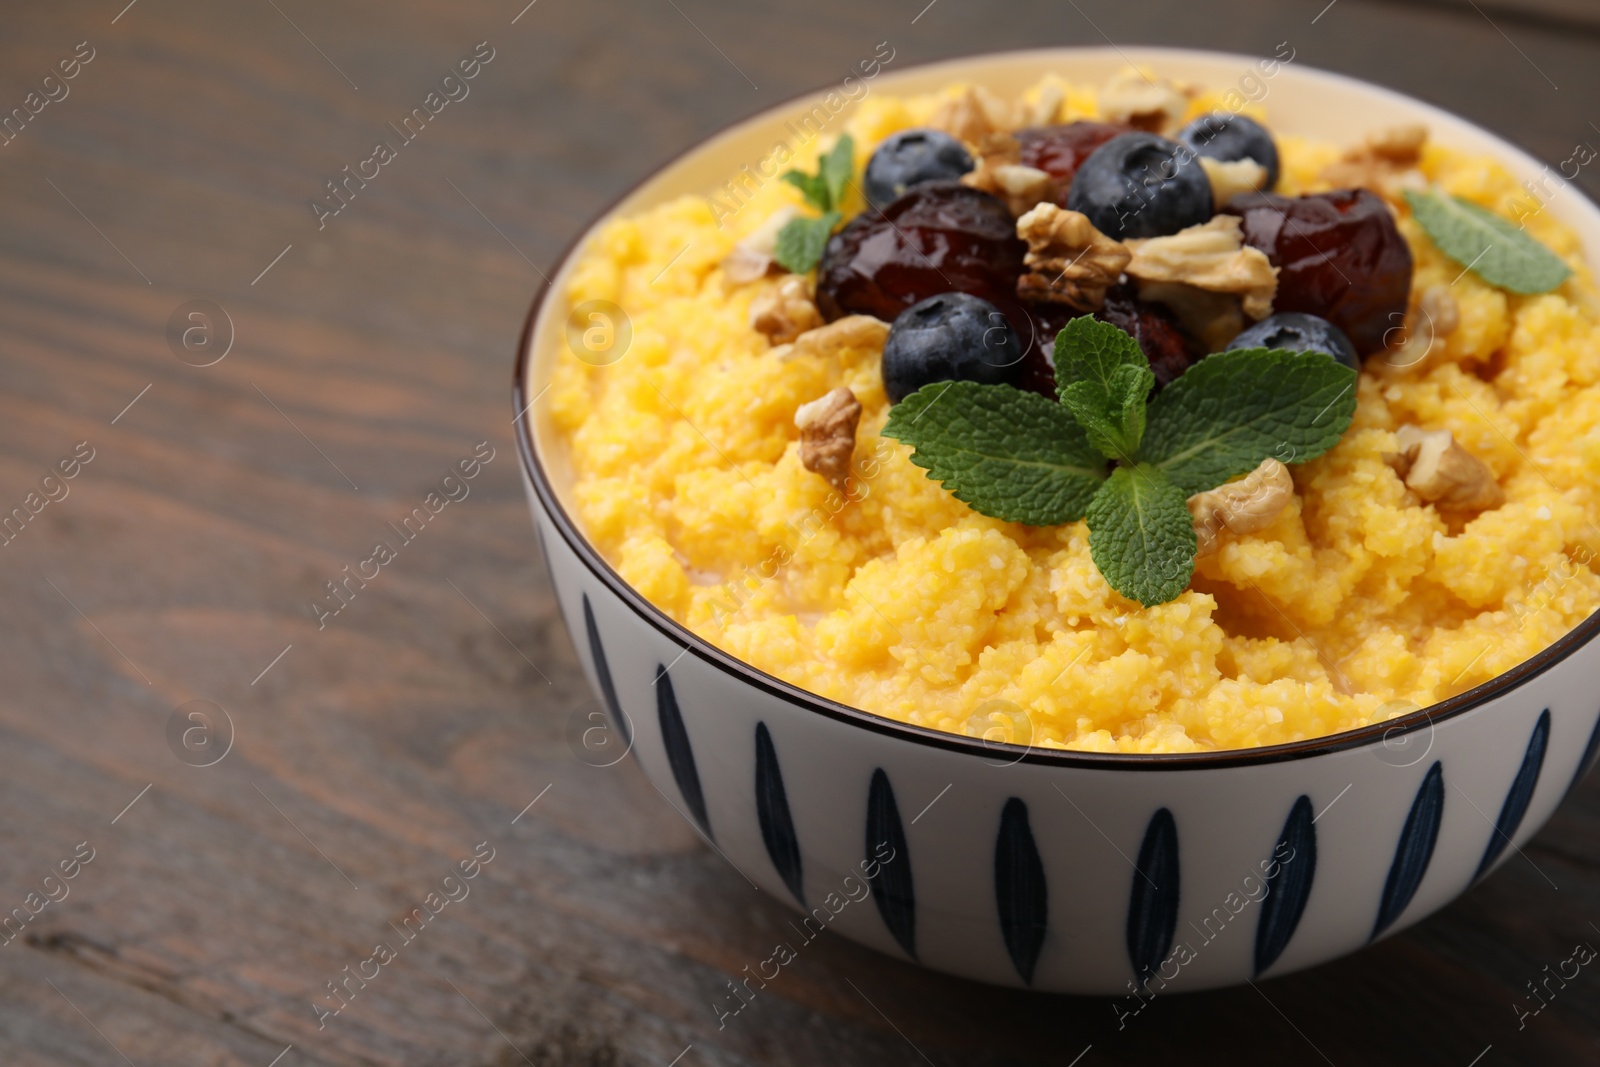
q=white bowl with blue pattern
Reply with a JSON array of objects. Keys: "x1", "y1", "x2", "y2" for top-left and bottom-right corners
[{"x1": 514, "y1": 48, "x2": 1600, "y2": 994}]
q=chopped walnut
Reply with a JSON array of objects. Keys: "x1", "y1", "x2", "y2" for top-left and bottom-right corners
[
  {"x1": 750, "y1": 275, "x2": 823, "y2": 345},
  {"x1": 1020, "y1": 81, "x2": 1065, "y2": 127},
  {"x1": 961, "y1": 133, "x2": 1055, "y2": 217},
  {"x1": 1422, "y1": 283, "x2": 1460, "y2": 336},
  {"x1": 985, "y1": 164, "x2": 1057, "y2": 216},
  {"x1": 1188, "y1": 458, "x2": 1295, "y2": 558},
  {"x1": 1097, "y1": 68, "x2": 1190, "y2": 135},
  {"x1": 1126, "y1": 214, "x2": 1279, "y2": 321},
  {"x1": 1320, "y1": 124, "x2": 1429, "y2": 202},
  {"x1": 1135, "y1": 282, "x2": 1244, "y2": 355},
  {"x1": 1124, "y1": 199, "x2": 1269, "y2": 350},
  {"x1": 722, "y1": 205, "x2": 801, "y2": 284},
  {"x1": 928, "y1": 85, "x2": 1021, "y2": 144},
  {"x1": 972, "y1": 130, "x2": 1021, "y2": 164},
  {"x1": 772, "y1": 314, "x2": 890, "y2": 363},
  {"x1": 1014, "y1": 204, "x2": 1131, "y2": 311},
  {"x1": 1198, "y1": 156, "x2": 1268, "y2": 209},
  {"x1": 1379, "y1": 285, "x2": 1460, "y2": 373},
  {"x1": 795, "y1": 387, "x2": 862, "y2": 491},
  {"x1": 1365, "y1": 124, "x2": 1428, "y2": 164},
  {"x1": 1388, "y1": 425, "x2": 1504, "y2": 512}
]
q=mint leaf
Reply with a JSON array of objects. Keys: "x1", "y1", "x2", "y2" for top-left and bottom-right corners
[
  {"x1": 781, "y1": 134, "x2": 856, "y2": 213},
  {"x1": 819, "y1": 134, "x2": 855, "y2": 213},
  {"x1": 1085, "y1": 463, "x2": 1196, "y2": 607},
  {"x1": 781, "y1": 170, "x2": 830, "y2": 212},
  {"x1": 774, "y1": 212, "x2": 840, "y2": 273},
  {"x1": 1053, "y1": 315, "x2": 1150, "y2": 396},
  {"x1": 882, "y1": 381, "x2": 1108, "y2": 526},
  {"x1": 1059, "y1": 363, "x2": 1154, "y2": 461},
  {"x1": 1405, "y1": 189, "x2": 1572, "y2": 295},
  {"x1": 1139, "y1": 347, "x2": 1356, "y2": 495}
]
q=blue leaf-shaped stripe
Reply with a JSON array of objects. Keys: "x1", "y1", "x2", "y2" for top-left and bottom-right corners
[
  {"x1": 1566, "y1": 708, "x2": 1600, "y2": 797},
  {"x1": 755, "y1": 723, "x2": 804, "y2": 906},
  {"x1": 655, "y1": 666, "x2": 709, "y2": 838},
  {"x1": 1475, "y1": 709, "x2": 1550, "y2": 882},
  {"x1": 1254, "y1": 795, "x2": 1318, "y2": 977},
  {"x1": 1372, "y1": 761, "x2": 1445, "y2": 941},
  {"x1": 1127, "y1": 808, "x2": 1180, "y2": 987},
  {"x1": 582, "y1": 594, "x2": 630, "y2": 746},
  {"x1": 866, "y1": 769, "x2": 916, "y2": 959},
  {"x1": 995, "y1": 798, "x2": 1048, "y2": 985}
]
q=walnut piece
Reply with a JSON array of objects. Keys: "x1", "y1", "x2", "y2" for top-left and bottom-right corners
[
  {"x1": 928, "y1": 85, "x2": 1020, "y2": 144},
  {"x1": 1126, "y1": 216, "x2": 1279, "y2": 319},
  {"x1": 771, "y1": 315, "x2": 890, "y2": 363},
  {"x1": 795, "y1": 387, "x2": 862, "y2": 491},
  {"x1": 1020, "y1": 81, "x2": 1064, "y2": 127},
  {"x1": 751, "y1": 275, "x2": 823, "y2": 345},
  {"x1": 963, "y1": 133, "x2": 1058, "y2": 215},
  {"x1": 1320, "y1": 124, "x2": 1429, "y2": 202},
  {"x1": 963, "y1": 133, "x2": 1058, "y2": 217},
  {"x1": 1135, "y1": 281, "x2": 1245, "y2": 355},
  {"x1": 985, "y1": 164, "x2": 1057, "y2": 216},
  {"x1": 1388, "y1": 425, "x2": 1504, "y2": 512},
  {"x1": 1014, "y1": 204, "x2": 1131, "y2": 310},
  {"x1": 1378, "y1": 284, "x2": 1460, "y2": 373},
  {"x1": 1132, "y1": 214, "x2": 1280, "y2": 348},
  {"x1": 971, "y1": 130, "x2": 1021, "y2": 164},
  {"x1": 722, "y1": 205, "x2": 801, "y2": 284},
  {"x1": 1198, "y1": 156, "x2": 1268, "y2": 209},
  {"x1": 1187, "y1": 458, "x2": 1295, "y2": 558},
  {"x1": 1097, "y1": 68, "x2": 1189, "y2": 135},
  {"x1": 1422, "y1": 283, "x2": 1460, "y2": 336},
  {"x1": 1365, "y1": 124, "x2": 1428, "y2": 164}
]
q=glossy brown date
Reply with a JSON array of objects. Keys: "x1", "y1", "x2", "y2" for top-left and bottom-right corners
[
  {"x1": 1221, "y1": 188, "x2": 1413, "y2": 356},
  {"x1": 815, "y1": 178, "x2": 1199, "y2": 400},
  {"x1": 1014, "y1": 122, "x2": 1133, "y2": 204},
  {"x1": 815, "y1": 181, "x2": 1025, "y2": 324}
]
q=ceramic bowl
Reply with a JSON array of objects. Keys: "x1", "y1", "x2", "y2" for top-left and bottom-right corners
[{"x1": 513, "y1": 47, "x2": 1600, "y2": 994}]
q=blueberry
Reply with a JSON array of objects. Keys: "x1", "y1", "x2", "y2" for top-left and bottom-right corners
[
  {"x1": 1177, "y1": 112, "x2": 1281, "y2": 189},
  {"x1": 1066, "y1": 132, "x2": 1213, "y2": 239},
  {"x1": 863, "y1": 130, "x2": 975, "y2": 211},
  {"x1": 882, "y1": 293, "x2": 1022, "y2": 403},
  {"x1": 1226, "y1": 312, "x2": 1359, "y2": 370}
]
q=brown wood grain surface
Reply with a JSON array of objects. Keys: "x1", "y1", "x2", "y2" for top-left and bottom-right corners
[{"x1": 3, "y1": 0, "x2": 1600, "y2": 1064}]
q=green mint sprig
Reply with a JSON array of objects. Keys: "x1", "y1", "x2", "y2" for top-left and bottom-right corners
[
  {"x1": 774, "y1": 134, "x2": 854, "y2": 273},
  {"x1": 881, "y1": 316, "x2": 1358, "y2": 607},
  {"x1": 1405, "y1": 189, "x2": 1572, "y2": 295}
]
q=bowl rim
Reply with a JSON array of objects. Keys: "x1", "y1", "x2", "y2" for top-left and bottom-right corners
[{"x1": 513, "y1": 45, "x2": 1600, "y2": 771}]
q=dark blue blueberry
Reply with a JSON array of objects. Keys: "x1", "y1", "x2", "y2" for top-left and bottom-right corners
[
  {"x1": 882, "y1": 292, "x2": 1022, "y2": 403},
  {"x1": 1066, "y1": 132, "x2": 1214, "y2": 240},
  {"x1": 1178, "y1": 112, "x2": 1281, "y2": 190},
  {"x1": 1227, "y1": 312, "x2": 1359, "y2": 370},
  {"x1": 863, "y1": 129, "x2": 975, "y2": 211}
]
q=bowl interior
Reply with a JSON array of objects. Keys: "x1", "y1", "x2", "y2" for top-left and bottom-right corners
[{"x1": 518, "y1": 46, "x2": 1600, "y2": 760}]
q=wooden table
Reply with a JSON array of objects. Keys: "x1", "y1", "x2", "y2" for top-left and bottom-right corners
[{"x1": 4, "y1": 0, "x2": 1599, "y2": 1063}]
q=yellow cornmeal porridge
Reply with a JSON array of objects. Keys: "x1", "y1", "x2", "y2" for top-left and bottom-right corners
[{"x1": 548, "y1": 76, "x2": 1600, "y2": 753}]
